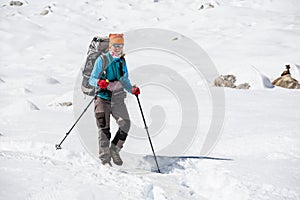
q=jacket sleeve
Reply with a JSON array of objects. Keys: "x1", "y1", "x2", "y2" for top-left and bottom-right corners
[
  {"x1": 89, "y1": 56, "x2": 103, "y2": 88},
  {"x1": 119, "y1": 60, "x2": 133, "y2": 93}
]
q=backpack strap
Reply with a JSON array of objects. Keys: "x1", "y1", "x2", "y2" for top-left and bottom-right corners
[
  {"x1": 100, "y1": 54, "x2": 125, "y2": 78},
  {"x1": 93, "y1": 54, "x2": 109, "y2": 96},
  {"x1": 98, "y1": 54, "x2": 109, "y2": 79},
  {"x1": 119, "y1": 56, "x2": 125, "y2": 77}
]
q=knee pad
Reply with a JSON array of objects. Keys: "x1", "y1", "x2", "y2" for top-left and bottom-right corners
[
  {"x1": 118, "y1": 130, "x2": 128, "y2": 141},
  {"x1": 96, "y1": 112, "x2": 106, "y2": 128},
  {"x1": 101, "y1": 128, "x2": 111, "y2": 140}
]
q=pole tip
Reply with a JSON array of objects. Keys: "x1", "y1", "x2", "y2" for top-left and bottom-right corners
[{"x1": 55, "y1": 144, "x2": 62, "y2": 150}]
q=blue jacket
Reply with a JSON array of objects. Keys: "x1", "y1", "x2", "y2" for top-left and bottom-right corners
[{"x1": 89, "y1": 52, "x2": 133, "y2": 100}]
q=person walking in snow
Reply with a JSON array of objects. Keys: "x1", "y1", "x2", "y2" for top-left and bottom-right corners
[{"x1": 89, "y1": 33, "x2": 140, "y2": 166}]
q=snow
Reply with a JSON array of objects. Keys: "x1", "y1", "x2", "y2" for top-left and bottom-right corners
[{"x1": 1, "y1": 0, "x2": 300, "y2": 199}]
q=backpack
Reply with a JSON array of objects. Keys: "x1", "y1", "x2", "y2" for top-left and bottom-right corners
[{"x1": 81, "y1": 36, "x2": 109, "y2": 96}]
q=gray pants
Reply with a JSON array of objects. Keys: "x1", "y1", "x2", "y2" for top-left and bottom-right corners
[{"x1": 94, "y1": 95, "x2": 130, "y2": 164}]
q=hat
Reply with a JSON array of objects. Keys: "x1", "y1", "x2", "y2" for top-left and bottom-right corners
[{"x1": 109, "y1": 33, "x2": 124, "y2": 44}]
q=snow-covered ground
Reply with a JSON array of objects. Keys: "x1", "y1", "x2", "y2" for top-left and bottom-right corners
[{"x1": 1, "y1": 0, "x2": 300, "y2": 199}]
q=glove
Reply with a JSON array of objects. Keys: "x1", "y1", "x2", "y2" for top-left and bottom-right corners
[
  {"x1": 97, "y1": 79, "x2": 109, "y2": 89},
  {"x1": 132, "y1": 86, "x2": 140, "y2": 96}
]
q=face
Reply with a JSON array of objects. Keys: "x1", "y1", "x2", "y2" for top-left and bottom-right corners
[{"x1": 110, "y1": 43, "x2": 124, "y2": 57}]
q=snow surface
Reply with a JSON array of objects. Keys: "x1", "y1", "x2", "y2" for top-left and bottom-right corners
[{"x1": 1, "y1": 0, "x2": 300, "y2": 199}]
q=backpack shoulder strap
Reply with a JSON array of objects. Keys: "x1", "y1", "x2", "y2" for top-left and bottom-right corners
[
  {"x1": 119, "y1": 55, "x2": 125, "y2": 76},
  {"x1": 98, "y1": 54, "x2": 109, "y2": 79}
]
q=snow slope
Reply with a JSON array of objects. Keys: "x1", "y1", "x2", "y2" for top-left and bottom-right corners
[{"x1": 0, "y1": 0, "x2": 300, "y2": 199}]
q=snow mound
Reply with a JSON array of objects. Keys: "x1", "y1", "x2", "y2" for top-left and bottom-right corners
[
  {"x1": 1, "y1": 99, "x2": 40, "y2": 115},
  {"x1": 0, "y1": 140, "x2": 165, "y2": 200},
  {"x1": 46, "y1": 77, "x2": 61, "y2": 85},
  {"x1": 292, "y1": 64, "x2": 300, "y2": 81},
  {"x1": 27, "y1": 100, "x2": 40, "y2": 111},
  {"x1": 22, "y1": 87, "x2": 32, "y2": 94},
  {"x1": 251, "y1": 66, "x2": 275, "y2": 88},
  {"x1": 225, "y1": 0, "x2": 300, "y2": 14}
]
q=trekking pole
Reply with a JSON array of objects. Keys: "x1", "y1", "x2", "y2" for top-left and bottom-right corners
[
  {"x1": 55, "y1": 94, "x2": 96, "y2": 150},
  {"x1": 135, "y1": 95, "x2": 161, "y2": 173}
]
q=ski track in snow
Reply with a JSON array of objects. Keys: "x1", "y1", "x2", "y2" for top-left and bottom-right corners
[{"x1": 1, "y1": 0, "x2": 300, "y2": 199}]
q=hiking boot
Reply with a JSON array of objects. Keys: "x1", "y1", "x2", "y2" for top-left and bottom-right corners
[
  {"x1": 110, "y1": 144, "x2": 123, "y2": 166},
  {"x1": 102, "y1": 160, "x2": 112, "y2": 167}
]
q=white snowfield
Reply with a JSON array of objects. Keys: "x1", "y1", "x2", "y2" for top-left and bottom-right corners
[{"x1": 0, "y1": 0, "x2": 299, "y2": 200}]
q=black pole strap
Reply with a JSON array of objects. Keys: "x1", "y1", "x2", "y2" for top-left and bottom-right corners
[{"x1": 135, "y1": 95, "x2": 161, "y2": 173}]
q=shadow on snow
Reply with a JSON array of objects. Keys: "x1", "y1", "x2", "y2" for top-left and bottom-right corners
[{"x1": 142, "y1": 155, "x2": 233, "y2": 174}]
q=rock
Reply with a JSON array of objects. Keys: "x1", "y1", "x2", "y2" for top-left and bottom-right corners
[
  {"x1": 198, "y1": 2, "x2": 218, "y2": 10},
  {"x1": 272, "y1": 74, "x2": 300, "y2": 89},
  {"x1": 207, "y1": 3, "x2": 215, "y2": 8},
  {"x1": 214, "y1": 74, "x2": 250, "y2": 89},
  {"x1": 214, "y1": 75, "x2": 237, "y2": 88},
  {"x1": 272, "y1": 64, "x2": 300, "y2": 89},
  {"x1": 48, "y1": 101, "x2": 73, "y2": 107},
  {"x1": 40, "y1": 10, "x2": 49, "y2": 16},
  {"x1": 9, "y1": 1, "x2": 23, "y2": 6},
  {"x1": 236, "y1": 83, "x2": 251, "y2": 89},
  {"x1": 59, "y1": 102, "x2": 73, "y2": 107},
  {"x1": 199, "y1": 5, "x2": 204, "y2": 10},
  {"x1": 40, "y1": 6, "x2": 53, "y2": 16}
]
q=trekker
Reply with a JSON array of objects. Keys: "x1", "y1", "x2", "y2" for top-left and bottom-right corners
[{"x1": 89, "y1": 33, "x2": 140, "y2": 166}]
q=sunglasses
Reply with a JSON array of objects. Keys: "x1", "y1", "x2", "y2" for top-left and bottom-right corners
[{"x1": 112, "y1": 44, "x2": 124, "y2": 48}]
